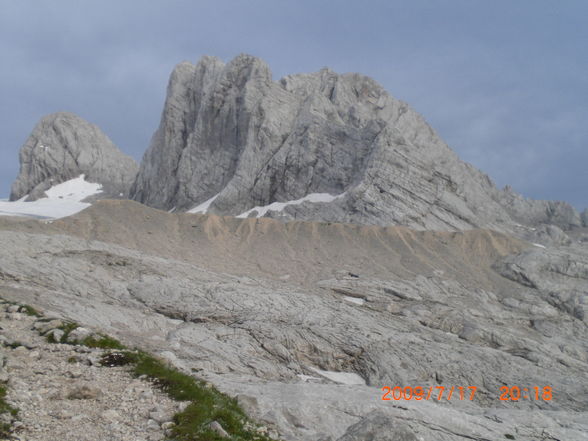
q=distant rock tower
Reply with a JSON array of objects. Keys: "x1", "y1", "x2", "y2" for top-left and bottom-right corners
[{"x1": 11, "y1": 112, "x2": 138, "y2": 201}]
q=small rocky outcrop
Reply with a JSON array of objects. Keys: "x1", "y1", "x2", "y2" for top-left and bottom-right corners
[
  {"x1": 336, "y1": 412, "x2": 418, "y2": 441},
  {"x1": 498, "y1": 185, "x2": 581, "y2": 230},
  {"x1": 10, "y1": 112, "x2": 138, "y2": 201}
]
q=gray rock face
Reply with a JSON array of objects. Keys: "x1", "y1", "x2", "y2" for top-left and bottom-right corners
[
  {"x1": 582, "y1": 208, "x2": 588, "y2": 227},
  {"x1": 495, "y1": 245, "x2": 588, "y2": 322},
  {"x1": 132, "y1": 54, "x2": 579, "y2": 232},
  {"x1": 10, "y1": 112, "x2": 138, "y2": 201},
  {"x1": 499, "y1": 185, "x2": 581, "y2": 230},
  {"x1": 517, "y1": 223, "x2": 572, "y2": 247}
]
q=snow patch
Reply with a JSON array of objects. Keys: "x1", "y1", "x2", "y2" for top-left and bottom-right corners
[
  {"x1": 532, "y1": 243, "x2": 547, "y2": 249},
  {"x1": 45, "y1": 175, "x2": 102, "y2": 201},
  {"x1": 237, "y1": 192, "x2": 345, "y2": 218},
  {"x1": 343, "y1": 296, "x2": 366, "y2": 305},
  {"x1": 0, "y1": 175, "x2": 102, "y2": 220},
  {"x1": 297, "y1": 374, "x2": 321, "y2": 382},
  {"x1": 309, "y1": 367, "x2": 365, "y2": 385},
  {"x1": 188, "y1": 194, "x2": 219, "y2": 214}
]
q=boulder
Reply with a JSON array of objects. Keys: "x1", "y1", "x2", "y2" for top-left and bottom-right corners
[{"x1": 337, "y1": 412, "x2": 418, "y2": 441}]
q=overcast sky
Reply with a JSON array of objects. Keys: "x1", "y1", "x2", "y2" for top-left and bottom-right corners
[{"x1": 1, "y1": 1, "x2": 586, "y2": 209}]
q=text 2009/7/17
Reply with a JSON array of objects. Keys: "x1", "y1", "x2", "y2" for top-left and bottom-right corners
[
  {"x1": 381, "y1": 386, "x2": 553, "y2": 401},
  {"x1": 381, "y1": 386, "x2": 477, "y2": 401}
]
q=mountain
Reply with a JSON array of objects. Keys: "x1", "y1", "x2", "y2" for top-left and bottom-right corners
[
  {"x1": 10, "y1": 112, "x2": 138, "y2": 202},
  {"x1": 2, "y1": 55, "x2": 587, "y2": 440},
  {"x1": 131, "y1": 54, "x2": 581, "y2": 232}
]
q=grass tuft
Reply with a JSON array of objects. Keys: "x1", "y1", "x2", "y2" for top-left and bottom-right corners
[
  {"x1": 128, "y1": 352, "x2": 274, "y2": 440},
  {"x1": 45, "y1": 322, "x2": 124, "y2": 349},
  {"x1": 81, "y1": 334, "x2": 125, "y2": 350},
  {"x1": 99, "y1": 350, "x2": 275, "y2": 440},
  {"x1": 19, "y1": 305, "x2": 41, "y2": 317},
  {"x1": 0, "y1": 386, "x2": 17, "y2": 417},
  {"x1": 0, "y1": 384, "x2": 18, "y2": 437},
  {"x1": 46, "y1": 322, "x2": 78, "y2": 343}
]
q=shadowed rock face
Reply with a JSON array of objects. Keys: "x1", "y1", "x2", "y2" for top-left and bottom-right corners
[
  {"x1": 131, "y1": 54, "x2": 580, "y2": 231},
  {"x1": 10, "y1": 112, "x2": 139, "y2": 201}
]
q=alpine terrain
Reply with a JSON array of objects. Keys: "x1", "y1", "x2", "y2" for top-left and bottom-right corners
[{"x1": 0, "y1": 54, "x2": 586, "y2": 441}]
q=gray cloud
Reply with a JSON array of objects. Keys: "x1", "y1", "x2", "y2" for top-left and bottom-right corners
[{"x1": 1, "y1": 0, "x2": 586, "y2": 209}]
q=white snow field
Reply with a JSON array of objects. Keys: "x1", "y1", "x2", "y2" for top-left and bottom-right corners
[
  {"x1": 188, "y1": 193, "x2": 220, "y2": 214},
  {"x1": 309, "y1": 367, "x2": 366, "y2": 385},
  {"x1": 0, "y1": 175, "x2": 102, "y2": 219},
  {"x1": 237, "y1": 192, "x2": 346, "y2": 218},
  {"x1": 343, "y1": 296, "x2": 366, "y2": 305}
]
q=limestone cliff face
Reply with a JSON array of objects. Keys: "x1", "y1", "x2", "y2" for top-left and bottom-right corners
[
  {"x1": 131, "y1": 54, "x2": 579, "y2": 231},
  {"x1": 10, "y1": 112, "x2": 138, "y2": 201}
]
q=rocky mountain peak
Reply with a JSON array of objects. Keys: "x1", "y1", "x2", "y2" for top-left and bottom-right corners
[
  {"x1": 10, "y1": 112, "x2": 138, "y2": 202},
  {"x1": 131, "y1": 54, "x2": 582, "y2": 234},
  {"x1": 225, "y1": 53, "x2": 272, "y2": 83}
]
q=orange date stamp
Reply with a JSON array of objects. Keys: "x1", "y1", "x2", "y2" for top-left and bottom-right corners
[{"x1": 381, "y1": 386, "x2": 553, "y2": 401}]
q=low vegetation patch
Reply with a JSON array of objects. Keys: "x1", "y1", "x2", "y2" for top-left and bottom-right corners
[
  {"x1": 0, "y1": 299, "x2": 42, "y2": 317},
  {"x1": 0, "y1": 384, "x2": 18, "y2": 437},
  {"x1": 135, "y1": 352, "x2": 273, "y2": 441},
  {"x1": 19, "y1": 305, "x2": 41, "y2": 317},
  {"x1": 45, "y1": 321, "x2": 125, "y2": 349},
  {"x1": 14, "y1": 298, "x2": 276, "y2": 441},
  {"x1": 46, "y1": 322, "x2": 77, "y2": 343},
  {"x1": 99, "y1": 350, "x2": 274, "y2": 441},
  {"x1": 81, "y1": 334, "x2": 125, "y2": 350}
]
